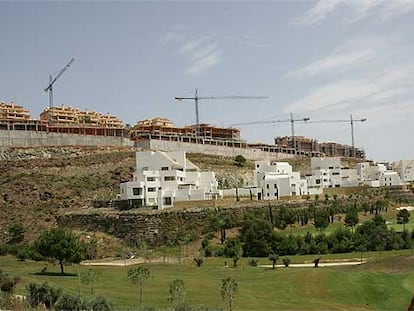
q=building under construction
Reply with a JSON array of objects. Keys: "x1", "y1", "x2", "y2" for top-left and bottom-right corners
[
  {"x1": 274, "y1": 135, "x2": 365, "y2": 158},
  {"x1": 129, "y1": 117, "x2": 241, "y2": 142},
  {"x1": 275, "y1": 136, "x2": 321, "y2": 157},
  {"x1": 0, "y1": 101, "x2": 126, "y2": 136}
]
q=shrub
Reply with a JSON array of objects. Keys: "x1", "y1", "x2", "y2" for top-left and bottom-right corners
[
  {"x1": 89, "y1": 296, "x2": 113, "y2": 311},
  {"x1": 54, "y1": 294, "x2": 88, "y2": 311},
  {"x1": 282, "y1": 257, "x2": 291, "y2": 267},
  {"x1": 248, "y1": 258, "x2": 258, "y2": 267},
  {"x1": 26, "y1": 282, "x2": 61, "y2": 309}
]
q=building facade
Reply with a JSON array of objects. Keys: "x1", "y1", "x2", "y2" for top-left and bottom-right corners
[
  {"x1": 255, "y1": 161, "x2": 308, "y2": 199},
  {"x1": 119, "y1": 151, "x2": 219, "y2": 209}
]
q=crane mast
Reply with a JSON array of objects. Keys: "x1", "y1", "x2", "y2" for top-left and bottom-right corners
[
  {"x1": 306, "y1": 115, "x2": 367, "y2": 158},
  {"x1": 231, "y1": 113, "x2": 310, "y2": 155},
  {"x1": 44, "y1": 58, "x2": 75, "y2": 125},
  {"x1": 175, "y1": 89, "x2": 268, "y2": 138}
]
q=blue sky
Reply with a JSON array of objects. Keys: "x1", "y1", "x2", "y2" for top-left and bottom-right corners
[{"x1": 1, "y1": 1, "x2": 414, "y2": 161}]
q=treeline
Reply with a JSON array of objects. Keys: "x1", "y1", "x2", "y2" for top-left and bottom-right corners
[
  {"x1": 239, "y1": 214, "x2": 413, "y2": 257},
  {"x1": 202, "y1": 193, "x2": 413, "y2": 258}
]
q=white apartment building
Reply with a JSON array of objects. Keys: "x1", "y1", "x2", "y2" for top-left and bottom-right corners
[
  {"x1": 356, "y1": 162, "x2": 402, "y2": 187},
  {"x1": 306, "y1": 157, "x2": 359, "y2": 190},
  {"x1": 255, "y1": 161, "x2": 308, "y2": 199},
  {"x1": 119, "y1": 151, "x2": 219, "y2": 209},
  {"x1": 393, "y1": 160, "x2": 414, "y2": 184}
]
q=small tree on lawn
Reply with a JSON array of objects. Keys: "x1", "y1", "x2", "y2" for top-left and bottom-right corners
[
  {"x1": 34, "y1": 228, "x2": 84, "y2": 275},
  {"x1": 397, "y1": 208, "x2": 410, "y2": 231},
  {"x1": 223, "y1": 238, "x2": 243, "y2": 267},
  {"x1": 167, "y1": 279, "x2": 186, "y2": 311},
  {"x1": 268, "y1": 252, "x2": 279, "y2": 270},
  {"x1": 81, "y1": 268, "x2": 101, "y2": 295},
  {"x1": 221, "y1": 277, "x2": 238, "y2": 311},
  {"x1": 127, "y1": 266, "x2": 151, "y2": 309}
]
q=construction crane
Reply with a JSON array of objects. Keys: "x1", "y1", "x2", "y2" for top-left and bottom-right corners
[
  {"x1": 44, "y1": 58, "x2": 75, "y2": 125},
  {"x1": 175, "y1": 89, "x2": 268, "y2": 138},
  {"x1": 231, "y1": 113, "x2": 310, "y2": 155},
  {"x1": 306, "y1": 114, "x2": 367, "y2": 158}
]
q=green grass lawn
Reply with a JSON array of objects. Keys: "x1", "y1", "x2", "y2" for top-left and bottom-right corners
[{"x1": 1, "y1": 252, "x2": 414, "y2": 310}]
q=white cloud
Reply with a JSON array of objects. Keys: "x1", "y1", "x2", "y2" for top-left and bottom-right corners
[
  {"x1": 162, "y1": 32, "x2": 222, "y2": 75},
  {"x1": 185, "y1": 50, "x2": 222, "y2": 75},
  {"x1": 293, "y1": 0, "x2": 414, "y2": 25},
  {"x1": 286, "y1": 67, "x2": 413, "y2": 114},
  {"x1": 288, "y1": 49, "x2": 373, "y2": 78},
  {"x1": 292, "y1": 0, "x2": 343, "y2": 25}
]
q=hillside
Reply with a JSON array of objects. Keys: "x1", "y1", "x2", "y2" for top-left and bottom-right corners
[{"x1": 0, "y1": 146, "x2": 365, "y2": 244}]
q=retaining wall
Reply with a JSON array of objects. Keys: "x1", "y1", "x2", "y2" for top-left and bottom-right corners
[
  {"x1": 58, "y1": 201, "x2": 307, "y2": 246},
  {"x1": 136, "y1": 139, "x2": 293, "y2": 161},
  {"x1": 0, "y1": 130, "x2": 133, "y2": 150}
]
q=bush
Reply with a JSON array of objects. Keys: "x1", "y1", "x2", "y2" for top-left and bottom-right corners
[
  {"x1": 248, "y1": 258, "x2": 258, "y2": 267},
  {"x1": 282, "y1": 258, "x2": 291, "y2": 267},
  {"x1": 26, "y1": 282, "x2": 61, "y2": 309},
  {"x1": 54, "y1": 294, "x2": 88, "y2": 311},
  {"x1": 90, "y1": 296, "x2": 114, "y2": 311}
]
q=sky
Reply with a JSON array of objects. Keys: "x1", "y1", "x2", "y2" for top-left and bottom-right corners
[{"x1": 1, "y1": 0, "x2": 414, "y2": 161}]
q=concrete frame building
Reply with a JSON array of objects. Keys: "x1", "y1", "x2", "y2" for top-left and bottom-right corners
[{"x1": 119, "y1": 151, "x2": 219, "y2": 209}]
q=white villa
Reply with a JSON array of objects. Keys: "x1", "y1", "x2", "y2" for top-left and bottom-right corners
[
  {"x1": 306, "y1": 157, "x2": 359, "y2": 191},
  {"x1": 119, "y1": 151, "x2": 220, "y2": 209},
  {"x1": 255, "y1": 161, "x2": 308, "y2": 199}
]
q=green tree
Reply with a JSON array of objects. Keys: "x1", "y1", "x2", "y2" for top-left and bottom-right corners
[
  {"x1": 397, "y1": 208, "x2": 410, "y2": 231},
  {"x1": 167, "y1": 279, "x2": 186, "y2": 311},
  {"x1": 313, "y1": 210, "x2": 329, "y2": 232},
  {"x1": 239, "y1": 215, "x2": 275, "y2": 257},
  {"x1": 81, "y1": 268, "x2": 101, "y2": 295},
  {"x1": 7, "y1": 223, "x2": 25, "y2": 244},
  {"x1": 344, "y1": 208, "x2": 359, "y2": 233},
  {"x1": 223, "y1": 238, "x2": 243, "y2": 267},
  {"x1": 127, "y1": 267, "x2": 151, "y2": 308},
  {"x1": 234, "y1": 155, "x2": 246, "y2": 167},
  {"x1": 221, "y1": 277, "x2": 238, "y2": 311},
  {"x1": 268, "y1": 252, "x2": 279, "y2": 270},
  {"x1": 34, "y1": 228, "x2": 84, "y2": 275}
]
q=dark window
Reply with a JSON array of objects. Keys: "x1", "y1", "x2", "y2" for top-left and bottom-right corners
[
  {"x1": 147, "y1": 177, "x2": 155, "y2": 182},
  {"x1": 266, "y1": 184, "x2": 269, "y2": 189},
  {"x1": 148, "y1": 187, "x2": 156, "y2": 192},
  {"x1": 163, "y1": 197, "x2": 172, "y2": 205},
  {"x1": 316, "y1": 179, "x2": 321, "y2": 184},
  {"x1": 161, "y1": 166, "x2": 169, "y2": 171},
  {"x1": 164, "y1": 176, "x2": 175, "y2": 181},
  {"x1": 132, "y1": 188, "x2": 142, "y2": 195}
]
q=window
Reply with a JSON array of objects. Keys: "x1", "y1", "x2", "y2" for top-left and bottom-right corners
[
  {"x1": 161, "y1": 166, "x2": 169, "y2": 171},
  {"x1": 256, "y1": 164, "x2": 259, "y2": 168},
  {"x1": 164, "y1": 176, "x2": 175, "y2": 181},
  {"x1": 316, "y1": 179, "x2": 321, "y2": 184},
  {"x1": 329, "y1": 166, "x2": 334, "y2": 169},
  {"x1": 274, "y1": 184, "x2": 277, "y2": 189},
  {"x1": 163, "y1": 197, "x2": 172, "y2": 206},
  {"x1": 147, "y1": 177, "x2": 155, "y2": 182},
  {"x1": 266, "y1": 184, "x2": 269, "y2": 189},
  {"x1": 267, "y1": 193, "x2": 270, "y2": 197},
  {"x1": 142, "y1": 166, "x2": 148, "y2": 171},
  {"x1": 148, "y1": 187, "x2": 156, "y2": 192},
  {"x1": 332, "y1": 172, "x2": 339, "y2": 175},
  {"x1": 132, "y1": 187, "x2": 142, "y2": 195},
  {"x1": 291, "y1": 184, "x2": 295, "y2": 187}
]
